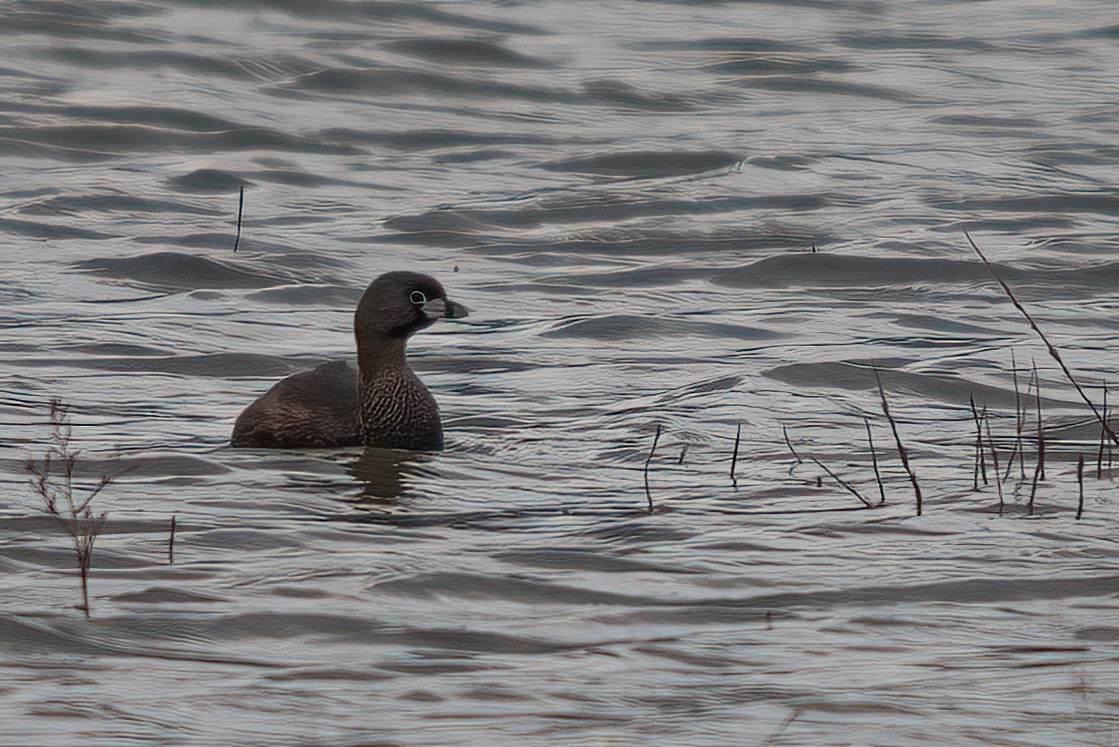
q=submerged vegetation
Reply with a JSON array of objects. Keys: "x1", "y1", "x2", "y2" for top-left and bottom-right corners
[{"x1": 639, "y1": 235, "x2": 1113, "y2": 520}]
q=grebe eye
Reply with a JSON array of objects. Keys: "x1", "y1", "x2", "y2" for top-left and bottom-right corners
[{"x1": 410, "y1": 290, "x2": 427, "y2": 305}]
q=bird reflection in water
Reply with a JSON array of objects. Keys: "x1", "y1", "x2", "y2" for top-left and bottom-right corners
[{"x1": 345, "y1": 447, "x2": 436, "y2": 503}]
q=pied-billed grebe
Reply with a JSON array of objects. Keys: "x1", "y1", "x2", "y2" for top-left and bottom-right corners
[{"x1": 231, "y1": 271, "x2": 468, "y2": 450}]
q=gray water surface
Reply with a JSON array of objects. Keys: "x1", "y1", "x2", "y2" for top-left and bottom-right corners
[{"x1": 2, "y1": 1, "x2": 1119, "y2": 745}]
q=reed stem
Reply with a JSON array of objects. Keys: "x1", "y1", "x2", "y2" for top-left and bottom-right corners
[
  {"x1": 876, "y1": 371, "x2": 922, "y2": 516},
  {"x1": 233, "y1": 181, "x2": 245, "y2": 253},
  {"x1": 730, "y1": 422, "x2": 741, "y2": 487},
  {"x1": 865, "y1": 417, "x2": 886, "y2": 506},
  {"x1": 966, "y1": 231, "x2": 1118, "y2": 447},
  {"x1": 805, "y1": 454, "x2": 873, "y2": 508},
  {"x1": 644, "y1": 424, "x2": 661, "y2": 512},
  {"x1": 1076, "y1": 454, "x2": 1085, "y2": 520},
  {"x1": 969, "y1": 394, "x2": 988, "y2": 489},
  {"x1": 1005, "y1": 349, "x2": 1025, "y2": 481},
  {"x1": 169, "y1": 515, "x2": 177, "y2": 565},
  {"x1": 782, "y1": 425, "x2": 803, "y2": 465},
  {"x1": 983, "y1": 412, "x2": 1003, "y2": 515}
]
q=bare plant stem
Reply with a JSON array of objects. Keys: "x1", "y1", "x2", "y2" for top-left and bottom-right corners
[
  {"x1": 1028, "y1": 448, "x2": 1041, "y2": 516},
  {"x1": 1076, "y1": 454, "x2": 1085, "y2": 520},
  {"x1": 1108, "y1": 383, "x2": 1114, "y2": 474},
  {"x1": 876, "y1": 371, "x2": 922, "y2": 516},
  {"x1": 1034, "y1": 361, "x2": 1045, "y2": 479},
  {"x1": 808, "y1": 455, "x2": 873, "y2": 508},
  {"x1": 644, "y1": 424, "x2": 661, "y2": 512},
  {"x1": 966, "y1": 231, "x2": 1118, "y2": 447},
  {"x1": 969, "y1": 394, "x2": 988, "y2": 489},
  {"x1": 984, "y1": 413, "x2": 1004, "y2": 515},
  {"x1": 25, "y1": 399, "x2": 113, "y2": 618},
  {"x1": 233, "y1": 181, "x2": 245, "y2": 253},
  {"x1": 1005, "y1": 349, "x2": 1024, "y2": 481},
  {"x1": 1028, "y1": 364, "x2": 1042, "y2": 514},
  {"x1": 782, "y1": 425, "x2": 803, "y2": 464},
  {"x1": 865, "y1": 418, "x2": 886, "y2": 506},
  {"x1": 169, "y1": 515, "x2": 177, "y2": 565},
  {"x1": 1097, "y1": 382, "x2": 1109, "y2": 480},
  {"x1": 763, "y1": 710, "x2": 801, "y2": 746},
  {"x1": 730, "y1": 422, "x2": 741, "y2": 487}
]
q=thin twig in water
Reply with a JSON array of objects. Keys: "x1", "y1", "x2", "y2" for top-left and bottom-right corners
[
  {"x1": 232, "y1": 181, "x2": 245, "y2": 253},
  {"x1": 1034, "y1": 361, "x2": 1045, "y2": 479},
  {"x1": 1108, "y1": 383, "x2": 1114, "y2": 474},
  {"x1": 730, "y1": 422, "x2": 741, "y2": 487},
  {"x1": 1027, "y1": 445, "x2": 1041, "y2": 515},
  {"x1": 763, "y1": 710, "x2": 801, "y2": 746},
  {"x1": 1076, "y1": 454, "x2": 1085, "y2": 520},
  {"x1": 969, "y1": 394, "x2": 988, "y2": 489},
  {"x1": 169, "y1": 515, "x2": 177, "y2": 565},
  {"x1": 677, "y1": 444, "x2": 688, "y2": 466},
  {"x1": 966, "y1": 231, "x2": 1118, "y2": 447},
  {"x1": 782, "y1": 425, "x2": 803, "y2": 464},
  {"x1": 876, "y1": 370, "x2": 922, "y2": 516},
  {"x1": 865, "y1": 417, "x2": 886, "y2": 505},
  {"x1": 805, "y1": 453, "x2": 873, "y2": 508},
  {"x1": 983, "y1": 412, "x2": 1004, "y2": 515},
  {"x1": 1097, "y1": 381, "x2": 1109, "y2": 479},
  {"x1": 25, "y1": 399, "x2": 114, "y2": 618},
  {"x1": 1005, "y1": 349, "x2": 1024, "y2": 481},
  {"x1": 643, "y1": 424, "x2": 661, "y2": 512},
  {"x1": 1027, "y1": 364, "x2": 1043, "y2": 514}
]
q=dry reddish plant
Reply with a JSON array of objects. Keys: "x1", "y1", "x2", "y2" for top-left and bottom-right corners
[{"x1": 25, "y1": 398, "x2": 114, "y2": 618}]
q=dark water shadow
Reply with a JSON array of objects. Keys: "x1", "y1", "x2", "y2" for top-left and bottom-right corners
[{"x1": 344, "y1": 447, "x2": 436, "y2": 502}]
